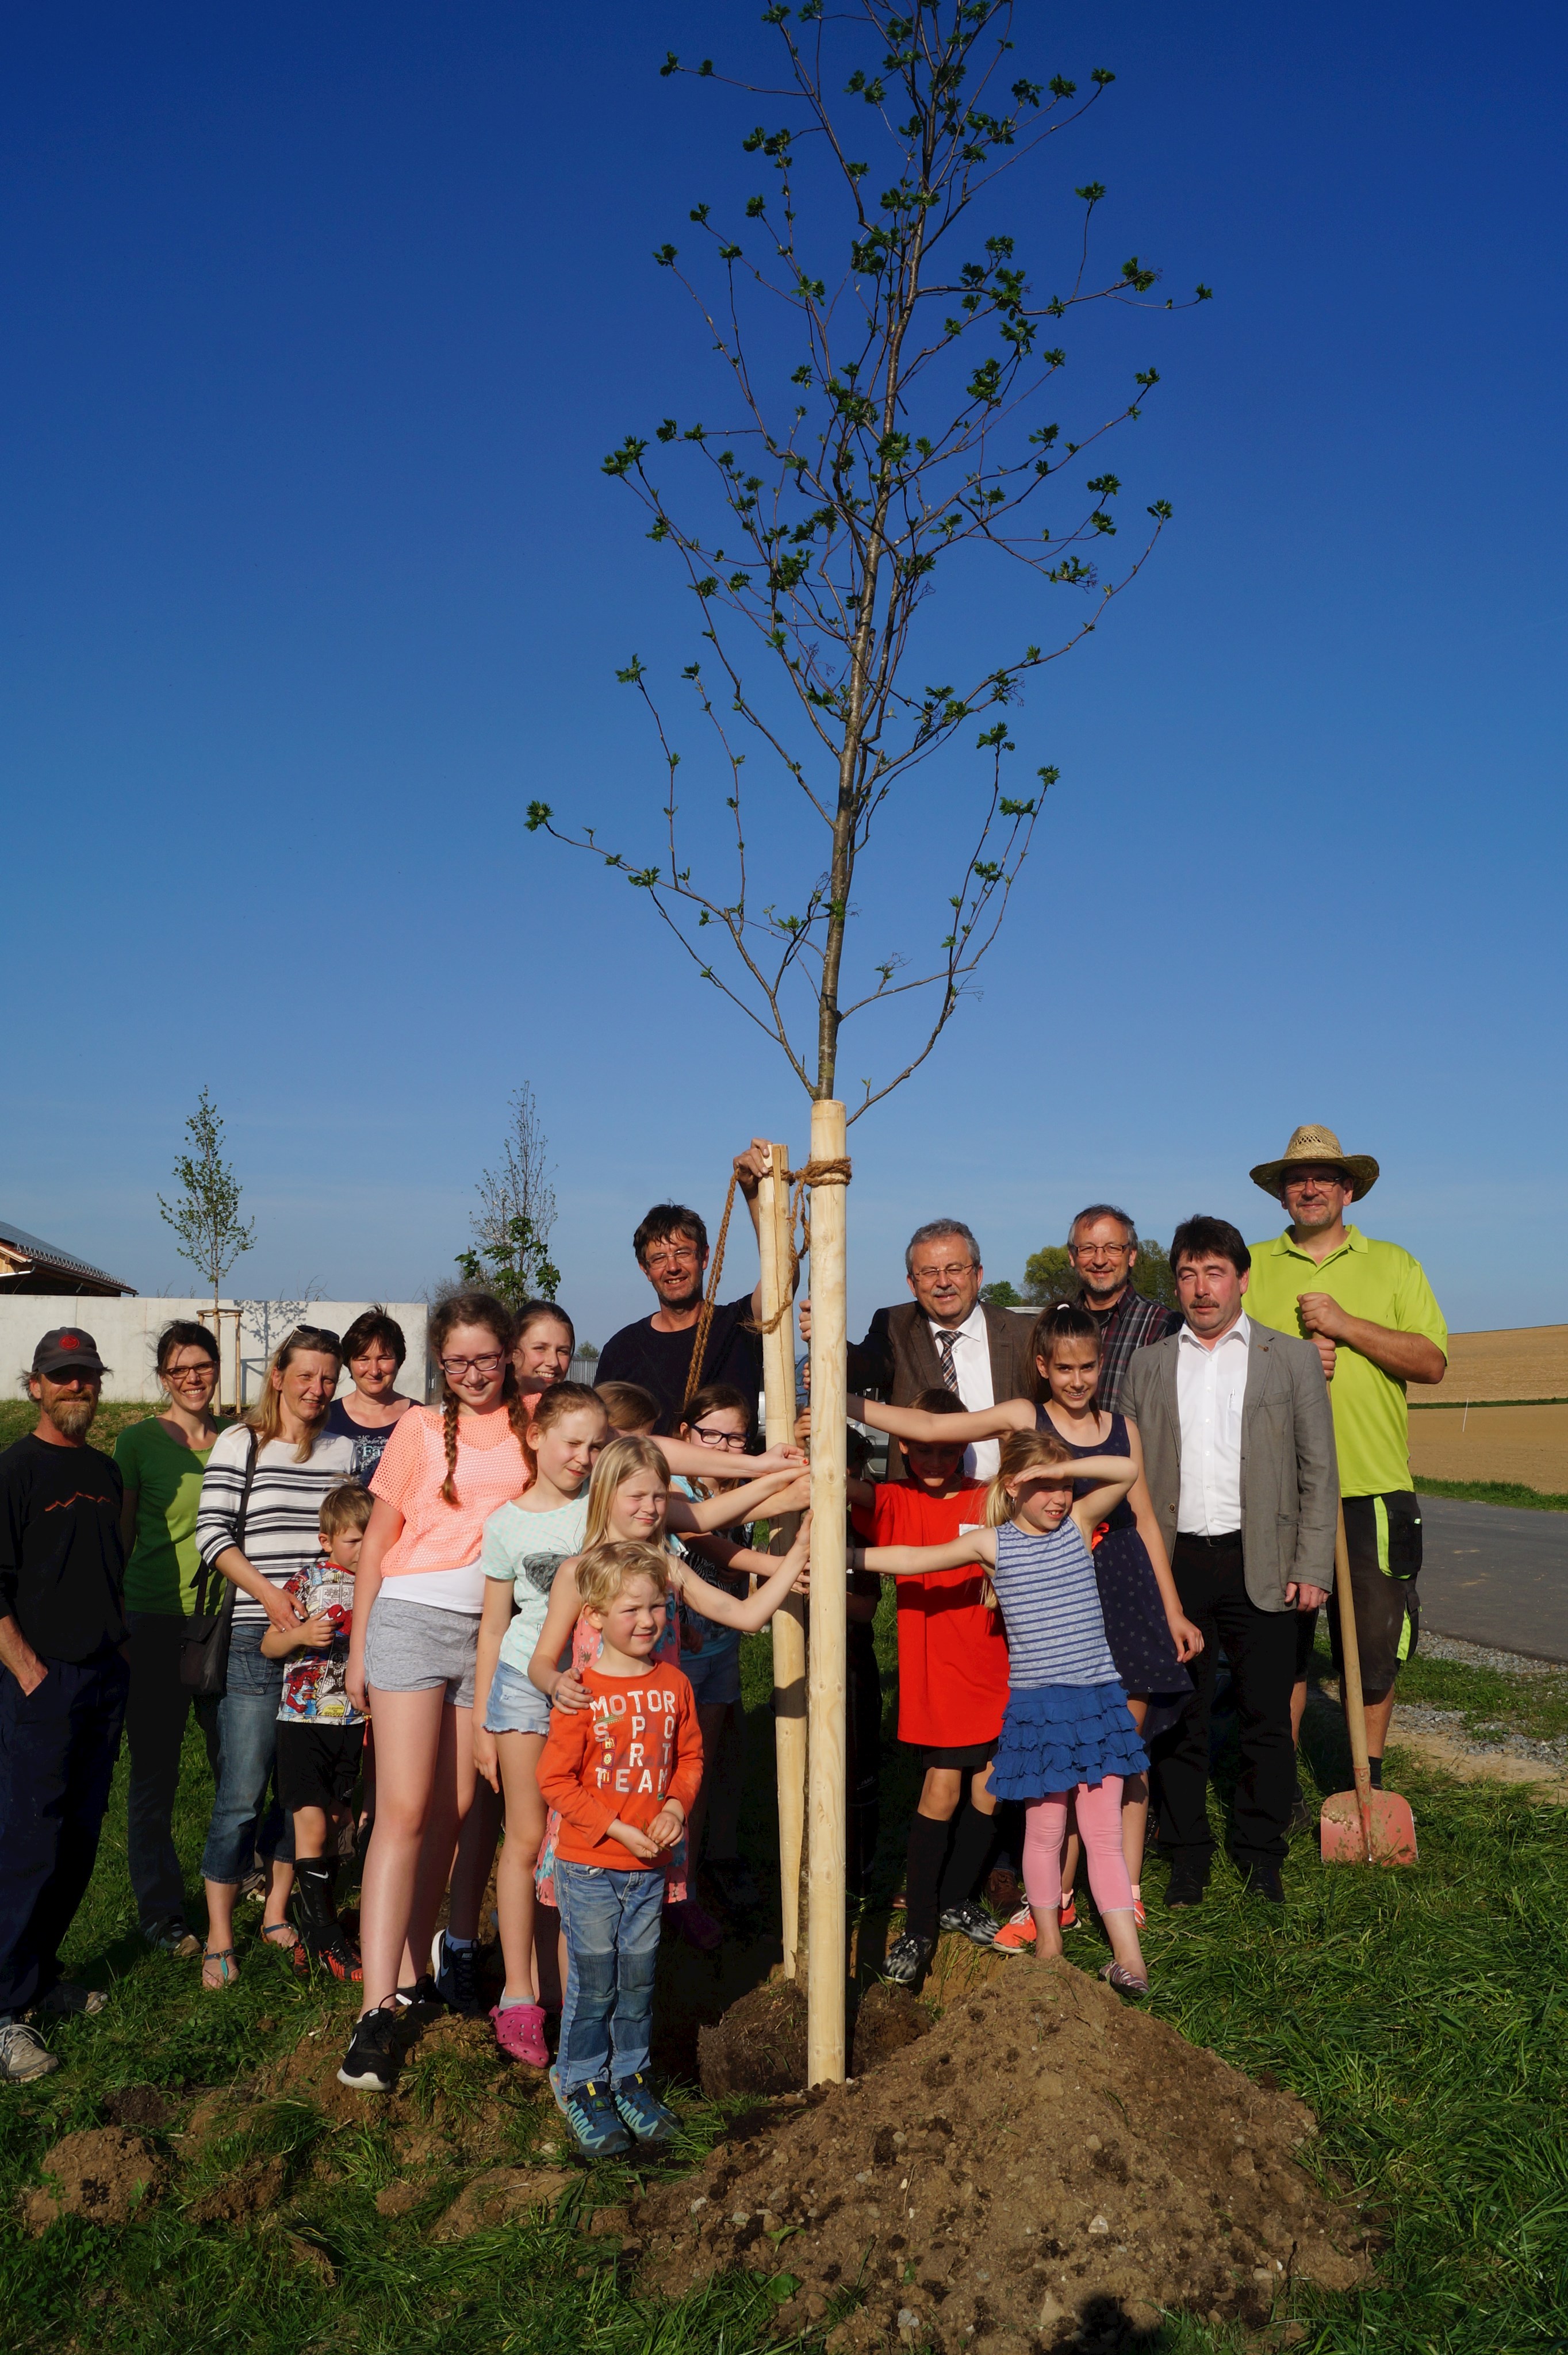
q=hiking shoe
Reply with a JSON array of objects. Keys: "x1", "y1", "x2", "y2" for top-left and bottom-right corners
[
  {"x1": 396, "y1": 1974, "x2": 440, "y2": 2008},
  {"x1": 338, "y1": 2007, "x2": 400, "y2": 2092},
  {"x1": 676, "y1": 1900, "x2": 723, "y2": 1954},
  {"x1": 1058, "y1": 1893, "x2": 1079, "y2": 1932},
  {"x1": 706, "y1": 1858, "x2": 760, "y2": 1911},
  {"x1": 145, "y1": 1920, "x2": 202, "y2": 1959},
  {"x1": 431, "y1": 1930, "x2": 484, "y2": 2016},
  {"x1": 1100, "y1": 1960, "x2": 1149, "y2": 1998},
  {"x1": 0, "y1": 2022, "x2": 57, "y2": 2081},
  {"x1": 612, "y1": 2069, "x2": 679, "y2": 2145},
  {"x1": 237, "y1": 1867, "x2": 267, "y2": 1905},
  {"x1": 34, "y1": 1982, "x2": 108, "y2": 2016},
  {"x1": 880, "y1": 1932, "x2": 934, "y2": 1987},
  {"x1": 938, "y1": 1900, "x2": 998, "y2": 1948},
  {"x1": 992, "y1": 1905, "x2": 1036, "y2": 1953},
  {"x1": 550, "y1": 2066, "x2": 632, "y2": 2156},
  {"x1": 491, "y1": 2000, "x2": 549, "y2": 2067}
]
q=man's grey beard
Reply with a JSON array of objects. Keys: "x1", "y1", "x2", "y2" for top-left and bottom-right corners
[{"x1": 48, "y1": 1395, "x2": 97, "y2": 1440}]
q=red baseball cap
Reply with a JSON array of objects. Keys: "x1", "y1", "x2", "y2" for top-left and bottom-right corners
[{"x1": 32, "y1": 1326, "x2": 109, "y2": 1379}]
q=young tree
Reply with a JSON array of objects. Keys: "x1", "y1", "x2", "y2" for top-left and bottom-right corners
[
  {"x1": 1022, "y1": 1242, "x2": 1074, "y2": 1307},
  {"x1": 457, "y1": 1083, "x2": 561, "y2": 1306},
  {"x1": 157, "y1": 1087, "x2": 255, "y2": 1314},
  {"x1": 527, "y1": 1, "x2": 1206, "y2": 1114}
]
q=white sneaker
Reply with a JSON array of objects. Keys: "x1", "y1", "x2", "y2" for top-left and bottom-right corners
[{"x1": 0, "y1": 2021, "x2": 59, "y2": 2081}]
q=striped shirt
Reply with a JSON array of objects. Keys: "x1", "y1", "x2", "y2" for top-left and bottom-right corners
[
  {"x1": 195, "y1": 1423, "x2": 356, "y2": 1625},
  {"x1": 991, "y1": 1517, "x2": 1117, "y2": 1689}
]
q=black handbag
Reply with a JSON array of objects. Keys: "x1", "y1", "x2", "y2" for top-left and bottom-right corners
[{"x1": 179, "y1": 1428, "x2": 258, "y2": 1697}]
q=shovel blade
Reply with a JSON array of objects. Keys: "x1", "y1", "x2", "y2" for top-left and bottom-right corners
[{"x1": 1320, "y1": 1788, "x2": 1419, "y2": 1866}]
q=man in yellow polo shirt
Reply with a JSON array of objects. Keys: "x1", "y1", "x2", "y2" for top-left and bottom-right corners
[{"x1": 1245, "y1": 1125, "x2": 1447, "y2": 1794}]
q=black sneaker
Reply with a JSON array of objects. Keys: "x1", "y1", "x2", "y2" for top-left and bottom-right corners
[
  {"x1": 396, "y1": 1974, "x2": 441, "y2": 2009},
  {"x1": 431, "y1": 1930, "x2": 485, "y2": 2016},
  {"x1": 1240, "y1": 1862, "x2": 1286, "y2": 1904},
  {"x1": 938, "y1": 1900, "x2": 998, "y2": 1948},
  {"x1": 1164, "y1": 1865, "x2": 1208, "y2": 1909},
  {"x1": 338, "y1": 2007, "x2": 400, "y2": 2092},
  {"x1": 881, "y1": 1932, "x2": 934, "y2": 1987}
]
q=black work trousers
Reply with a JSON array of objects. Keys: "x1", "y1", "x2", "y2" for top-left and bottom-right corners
[
  {"x1": 1149, "y1": 1533, "x2": 1298, "y2": 1873},
  {"x1": 0, "y1": 1643, "x2": 129, "y2": 2018}
]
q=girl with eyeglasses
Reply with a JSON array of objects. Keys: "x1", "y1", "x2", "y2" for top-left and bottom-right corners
[{"x1": 339, "y1": 1291, "x2": 535, "y2": 2091}]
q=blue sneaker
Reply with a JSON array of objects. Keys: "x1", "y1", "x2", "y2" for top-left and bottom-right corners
[
  {"x1": 430, "y1": 1929, "x2": 484, "y2": 2017},
  {"x1": 550, "y1": 2065, "x2": 633, "y2": 2156},
  {"x1": 612, "y1": 2070, "x2": 679, "y2": 2145}
]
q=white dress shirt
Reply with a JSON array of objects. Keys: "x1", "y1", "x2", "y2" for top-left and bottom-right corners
[
  {"x1": 1175, "y1": 1311, "x2": 1251, "y2": 1536},
  {"x1": 929, "y1": 1302, "x2": 999, "y2": 1482}
]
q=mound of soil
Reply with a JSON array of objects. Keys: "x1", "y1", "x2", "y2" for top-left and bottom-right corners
[
  {"x1": 21, "y1": 2127, "x2": 167, "y2": 2234},
  {"x1": 101, "y1": 2085, "x2": 173, "y2": 2130},
  {"x1": 186, "y1": 2155, "x2": 287, "y2": 2226},
  {"x1": 699, "y1": 1976, "x2": 932, "y2": 2101},
  {"x1": 435, "y1": 2164, "x2": 581, "y2": 2238},
  {"x1": 635, "y1": 1960, "x2": 1372, "y2": 2352}
]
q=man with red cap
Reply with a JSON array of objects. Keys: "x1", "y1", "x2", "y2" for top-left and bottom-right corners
[{"x1": 0, "y1": 1328, "x2": 128, "y2": 2080}]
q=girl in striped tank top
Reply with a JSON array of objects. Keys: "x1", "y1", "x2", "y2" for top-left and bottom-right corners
[{"x1": 849, "y1": 1428, "x2": 1151, "y2": 1995}]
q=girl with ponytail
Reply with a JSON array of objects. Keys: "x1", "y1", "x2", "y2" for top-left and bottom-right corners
[{"x1": 339, "y1": 1291, "x2": 534, "y2": 2091}]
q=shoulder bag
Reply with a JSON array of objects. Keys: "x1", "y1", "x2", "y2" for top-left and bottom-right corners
[{"x1": 179, "y1": 1428, "x2": 258, "y2": 1697}]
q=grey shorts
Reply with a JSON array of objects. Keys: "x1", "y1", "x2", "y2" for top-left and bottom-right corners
[{"x1": 363, "y1": 1594, "x2": 479, "y2": 1708}]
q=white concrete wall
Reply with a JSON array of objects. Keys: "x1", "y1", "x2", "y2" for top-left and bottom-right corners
[{"x1": 0, "y1": 1298, "x2": 431, "y2": 1407}]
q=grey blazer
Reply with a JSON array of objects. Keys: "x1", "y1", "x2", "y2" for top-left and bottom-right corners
[{"x1": 1124, "y1": 1321, "x2": 1339, "y2": 1612}]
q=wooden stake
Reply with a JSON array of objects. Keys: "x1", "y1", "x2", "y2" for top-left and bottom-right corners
[
  {"x1": 757, "y1": 1140, "x2": 806, "y2": 1978},
  {"x1": 806, "y1": 1098, "x2": 848, "y2": 2085}
]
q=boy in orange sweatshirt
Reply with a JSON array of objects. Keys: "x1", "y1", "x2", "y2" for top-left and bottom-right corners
[{"x1": 535, "y1": 1538, "x2": 703, "y2": 2155}]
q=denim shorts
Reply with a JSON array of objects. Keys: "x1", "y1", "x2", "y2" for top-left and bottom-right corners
[
  {"x1": 363, "y1": 1594, "x2": 478, "y2": 1708},
  {"x1": 681, "y1": 1621, "x2": 742, "y2": 1709},
  {"x1": 484, "y1": 1656, "x2": 551, "y2": 1738}
]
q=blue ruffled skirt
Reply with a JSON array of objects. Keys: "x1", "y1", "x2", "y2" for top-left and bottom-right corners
[{"x1": 990, "y1": 1679, "x2": 1148, "y2": 1800}]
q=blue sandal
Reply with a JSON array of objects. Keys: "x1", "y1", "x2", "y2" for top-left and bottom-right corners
[{"x1": 202, "y1": 1947, "x2": 238, "y2": 1989}]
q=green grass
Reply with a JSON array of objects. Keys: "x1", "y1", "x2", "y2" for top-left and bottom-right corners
[
  {"x1": 1306, "y1": 1624, "x2": 1568, "y2": 1749},
  {"x1": 1416, "y1": 1476, "x2": 1568, "y2": 1513},
  {"x1": 0, "y1": 1399, "x2": 152, "y2": 1456},
  {"x1": 2, "y1": 1599, "x2": 1566, "y2": 2349}
]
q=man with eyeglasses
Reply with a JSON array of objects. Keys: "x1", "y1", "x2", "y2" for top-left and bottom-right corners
[
  {"x1": 1066, "y1": 1205, "x2": 1182, "y2": 1416},
  {"x1": 593, "y1": 1142, "x2": 783, "y2": 1435},
  {"x1": 1243, "y1": 1126, "x2": 1447, "y2": 1799},
  {"x1": 843, "y1": 1220, "x2": 1036, "y2": 1482}
]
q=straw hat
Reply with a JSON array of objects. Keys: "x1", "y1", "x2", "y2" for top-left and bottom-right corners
[{"x1": 1249, "y1": 1123, "x2": 1379, "y2": 1202}]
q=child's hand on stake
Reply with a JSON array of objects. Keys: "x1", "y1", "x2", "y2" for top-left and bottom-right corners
[
  {"x1": 608, "y1": 1817, "x2": 661, "y2": 1861},
  {"x1": 472, "y1": 1725, "x2": 500, "y2": 1793},
  {"x1": 646, "y1": 1801, "x2": 685, "y2": 1850}
]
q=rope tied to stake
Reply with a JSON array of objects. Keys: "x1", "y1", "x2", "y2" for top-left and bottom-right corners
[{"x1": 681, "y1": 1152, "x2": 853, "y2": 1403}]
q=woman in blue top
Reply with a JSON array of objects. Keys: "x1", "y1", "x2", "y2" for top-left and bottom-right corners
[{"x1": 849, "y1": 1426, "x2": 1152, "y2": 1996}]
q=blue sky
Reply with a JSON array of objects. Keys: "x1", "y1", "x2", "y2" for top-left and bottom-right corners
[{"x1": 4, "y1": 1, "x2": 1563, "y2": 1345}]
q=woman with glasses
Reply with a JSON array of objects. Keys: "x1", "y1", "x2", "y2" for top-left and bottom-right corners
[
  {"x1": 116, "y1": 1321, "x2": 229, "y2": 1957},
  {"x1": 324, "y1": 1308, "x2": 415, "y2": 1485},
  {"x1": 193, "y1": 1326, "x2": 353, "y2": 1989},
  {"x1": 339, "y1": 1291, "x2": 535, "y2": 2092}
]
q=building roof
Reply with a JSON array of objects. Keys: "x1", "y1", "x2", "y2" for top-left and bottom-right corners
[{"x1": 0, "y1": 1218, "x2": 138, "y2": 1296}]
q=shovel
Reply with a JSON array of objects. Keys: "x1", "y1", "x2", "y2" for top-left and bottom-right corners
[{"x1": 1320, "y1": 1504, "x2": 1418, "y2": 1866}]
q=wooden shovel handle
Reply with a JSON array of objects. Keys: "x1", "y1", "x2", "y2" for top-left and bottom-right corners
[{"x1": 1333, "y1": 1503, "x2": 1375, "y2": 1862}]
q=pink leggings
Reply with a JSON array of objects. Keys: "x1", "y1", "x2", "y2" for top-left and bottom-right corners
[{"x1": 1022, "y1": 1778, "x2": 1132, "y2": 1923}]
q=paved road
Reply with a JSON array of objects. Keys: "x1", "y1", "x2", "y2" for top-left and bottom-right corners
[{"x1": 1417, "y1": 1495, "x2": 1568, "y2": 1663}]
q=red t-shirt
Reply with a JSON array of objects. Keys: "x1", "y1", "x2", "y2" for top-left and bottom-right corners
[
  {"x1": 536, "y1": 1661, "x2": 705, "y2": 1871},
  {"x1": 850, "y1": 1482, "x2": 1008, "y2": 1747}
]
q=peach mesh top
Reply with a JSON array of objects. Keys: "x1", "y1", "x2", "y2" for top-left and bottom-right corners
[{"x1": 370, "y1": 1406, "x2": 531, "y2": 1575}]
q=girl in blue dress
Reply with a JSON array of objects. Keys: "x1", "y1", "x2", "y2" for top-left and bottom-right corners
[{"x1": 850, "y1": 1426, "x2": 1152, "y2": 1996}]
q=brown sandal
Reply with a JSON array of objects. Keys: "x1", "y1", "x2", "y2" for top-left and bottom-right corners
[{"x1": 202, "y1": 1947, "x2": 239, "y2": 1990}]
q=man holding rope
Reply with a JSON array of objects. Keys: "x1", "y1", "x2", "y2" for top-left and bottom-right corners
[{"x1": 595, "y1": 1141, "x2": 779, "y2": 1435}]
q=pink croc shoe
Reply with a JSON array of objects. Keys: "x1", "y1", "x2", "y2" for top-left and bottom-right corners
[{"x1": 491, "y1": 2000, "x2": 549, "y2": 2067}]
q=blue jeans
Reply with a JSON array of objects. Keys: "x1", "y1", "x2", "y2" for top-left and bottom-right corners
[
  {"x1": 0, "y1": 1643, "x2": 129, "y2": 2019},
  {"x1": 199, "y1": 1620, "x2": 294, "y2": 1885},
  {"x1": 554, "y1": 1858, "x2": 665, "y2": 2090}
]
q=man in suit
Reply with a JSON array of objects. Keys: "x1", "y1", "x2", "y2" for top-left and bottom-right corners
[
  {"x1": 844, "y1": 1220, "x2": 1035, "y2": 1481},
  {"x1": 1124, "y1": 1215, "x2": 1337, "y2": 1905}
]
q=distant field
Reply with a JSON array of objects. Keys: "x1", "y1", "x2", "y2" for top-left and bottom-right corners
[
  {"x1": 1409, "y1": 1400, "x2": 1568, "y2": 1491},
  {"x1": 1417, "y1": 1322, "x2": 1568, "y2": 1404}
]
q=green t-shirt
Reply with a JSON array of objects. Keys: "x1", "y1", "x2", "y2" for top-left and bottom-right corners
[
  {"x1": 1244, "y1": 1226, "x2": 1448, "y2": 1499},
  {"x1": 114, "y1": 1417, "x2": 227, "y2": 1614}
]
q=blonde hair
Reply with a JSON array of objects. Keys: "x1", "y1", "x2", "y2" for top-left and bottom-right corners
[
  {"x1": 576, "y1": 1539, "x2": 672, "y2": 1616},
  {"x1": 984, "y1": 1427, "x2": 1075, "y2": 1527},
  {"x1": 319, "y1": 1482, "x2": 373, "y2": 1541},
  {"x1": 596, "y1": 1379, "x2": 660, "y2": 1435},
  {"x1": 246, "y1": 1327, "x2": 342, "y2": 1465},
  {"x1": 582, "y1": 1434, "x2": 670, "y2": 1550}
]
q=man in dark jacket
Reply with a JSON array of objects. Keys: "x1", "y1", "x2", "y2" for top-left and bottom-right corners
[
  {"x1": 0, "y1": 1328, "x2": 128, "y2": 2080},
  {"x1": 844, "y1": 1219, "x2": 1036, "y2": 1483}
]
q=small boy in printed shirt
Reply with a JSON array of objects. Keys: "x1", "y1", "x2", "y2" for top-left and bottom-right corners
[
  {"x1": 535, "y1": 1538, "x2": 703, "y2": 2156},
  {"x1": 262, "y1": 1480, "x2": 370, "y2": 1981}
]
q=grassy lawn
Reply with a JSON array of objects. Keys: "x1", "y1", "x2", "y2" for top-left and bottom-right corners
[{"x1": 1416, "y1": 1476, "x2": 1568, "y2": 1512}]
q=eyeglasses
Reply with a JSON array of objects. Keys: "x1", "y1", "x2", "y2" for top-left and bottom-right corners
[
  {"x1": 689, "y1": 1422, "x2": 748, "y2": 1449},
  {"x1": 284, "y1": 1325, "x2": 342, "y2": 1350},
  {"x1": 1069, "y1": 1241, "x2": 1130, "y2": 1259},
  {"x1": 440, "y1": 1352, "x2": 507, "y2": 1378},
  {"x1": 645, "y1": 1246, "x2": 701, "y2": 1271},
  {"x1": 911, "y1": 1263, "x2": 975, "y2": 1283}
]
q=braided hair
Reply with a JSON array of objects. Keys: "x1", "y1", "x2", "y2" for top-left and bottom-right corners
[
  {"x1": 426, "y1": 1290, "x2": 520, "y2": 1507},
  {"x1": 1026, "y1": 1300, "x2": 1102, "y2": 1407}
]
